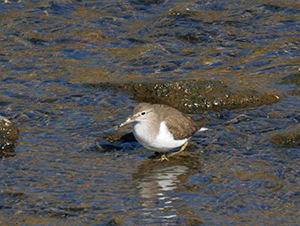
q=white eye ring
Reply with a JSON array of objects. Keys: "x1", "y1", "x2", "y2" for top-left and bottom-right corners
[{"x1": 141, "y1": 111, "x2": 146, "y2": 116}]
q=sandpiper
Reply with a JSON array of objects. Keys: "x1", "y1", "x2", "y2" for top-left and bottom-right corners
[{"x1": 119, "y1": 103, "x2": 208, "y2": 161}]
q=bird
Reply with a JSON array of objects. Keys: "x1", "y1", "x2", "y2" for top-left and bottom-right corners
[{"x1": 119, "y1": 103, "x2": 208, "y2": 161}]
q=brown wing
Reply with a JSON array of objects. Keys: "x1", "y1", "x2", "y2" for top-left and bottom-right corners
[{"x1": 153, "y1": 104, "x2": 201, "y2": 140}]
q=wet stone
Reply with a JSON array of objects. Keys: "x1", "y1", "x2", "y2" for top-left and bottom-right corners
[
  {"x1": 0, "y1": 116, "x2": 19, "y2": 157},
  {"x1": 102, "y1": 131, "x2": 136, "y2": 144},
  {"x1": 84, "y1": 131, "x2": 138, "y2": 154},
  {"x1": 85, "y1": 141, "x2": 122, "y2": 153},
  {"x1": 93, "y1": 80, "x2": 280, "y2": 113},
  {"x1": 270, "y1": 125, "x2": 300, "y2": 148}
]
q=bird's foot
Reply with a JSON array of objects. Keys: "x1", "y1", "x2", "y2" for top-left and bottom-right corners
[
  {"x1": 158, "y1": 154, "x2": 169, "y2": 161},
  {"x1": 157, "y1": 142, "x2": 189, "y2": 161}
]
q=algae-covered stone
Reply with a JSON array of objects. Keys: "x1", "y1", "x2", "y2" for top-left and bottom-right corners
[
  {"x1": 94, "y1": 80, "x2": 279, "y2": 113},
  {"x1": 0, "y1": 116, "x2": 19, "y2": 156},
  {"x1": 270, "y1": 125, "x2": 300, "y2": 148}
]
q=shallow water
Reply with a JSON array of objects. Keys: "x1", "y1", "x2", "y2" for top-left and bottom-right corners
[{"x1": 0, "y1": 0, "x2": 300, "y2": 225}]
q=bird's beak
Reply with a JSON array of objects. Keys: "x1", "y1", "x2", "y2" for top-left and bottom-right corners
[{"x1": 118, "y1": 115, "x2": 138, "y2": 128}]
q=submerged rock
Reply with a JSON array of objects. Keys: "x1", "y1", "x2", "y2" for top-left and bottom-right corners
[
  {"x1": 280, "y1": 72, "x2": 300, "y2": 86},
  {"x1": 0, "y1": 116, "x2": 19, "y2": 157},
  {"x1": 270, "y1": 125, "x2": 300, "y2": 148},
  {"x1": 93, "y1": 80, "x2": 279, "y2": 113},
  {"x1": 280, "y1": 72, "x2": 300, "y2": 96}
]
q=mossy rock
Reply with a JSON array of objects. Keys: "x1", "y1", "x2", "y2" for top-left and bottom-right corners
[
  {"x1": 93, "y1": 79, "x2": 279, "y2": 113},
  {"x1": 0, "y1": 116, "x2": 19, "y2": 156}
]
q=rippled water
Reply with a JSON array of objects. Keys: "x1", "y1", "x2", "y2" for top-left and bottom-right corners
[{"x1": 0, "y1": 0, "x2": 299, "y2": 225}]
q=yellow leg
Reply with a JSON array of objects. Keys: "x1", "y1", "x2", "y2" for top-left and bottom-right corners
[
  {"x1": 158, "y1": 154, "x2": 169, "y2": 161},
  {"x1": 169, "y1": 141, "x2": 188, "y2": 157},
  {"x1": 157, "y1": 142, "x2": 188, "y2": 161}
]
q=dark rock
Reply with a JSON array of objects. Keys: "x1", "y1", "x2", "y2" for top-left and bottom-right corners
[
  {"x1": 84, "y1": 131, "x2": 137, "y2": 154},
  {"x1": 102, "y1": 132, "x2": 136, "y2": 144},
  {"x1": 91, "y1": 79, "x2": 280, "y2": 113},
  {"x1": 0, "y1": 116, "x2": 19, "y2": 157},
  {"x1": 85, "y1": 141, "x2": 122, "y2": 153},
  {"x1": 225, "y1": 114, "x2": 251, "y2": 125}
]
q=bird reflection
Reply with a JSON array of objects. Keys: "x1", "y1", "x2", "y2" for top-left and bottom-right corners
[{"x1": 132, "y1": 155, "x2": 201, "y2": 223}]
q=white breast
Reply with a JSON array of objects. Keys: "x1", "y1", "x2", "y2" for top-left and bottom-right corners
[{"x1": 133, "y1": 121, "x2": 188, "y2": 152}]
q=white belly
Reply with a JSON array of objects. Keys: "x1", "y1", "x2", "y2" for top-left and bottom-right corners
[{"x1": 133, "y1": 121, "x2": 188, "y2": 152}]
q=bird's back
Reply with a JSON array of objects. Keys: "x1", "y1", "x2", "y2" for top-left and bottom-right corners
[{"x1": 152, "y1": 104, "x2": 206, "y2": 140}]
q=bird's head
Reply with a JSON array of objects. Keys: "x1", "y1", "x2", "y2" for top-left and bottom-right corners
[{"x1": 119, "y1": 103, "x2": 156, "y2": 127}]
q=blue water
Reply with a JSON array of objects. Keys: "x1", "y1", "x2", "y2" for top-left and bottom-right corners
[{"x1": 0, "y1": 0, "x2": 299, "y2": 225}]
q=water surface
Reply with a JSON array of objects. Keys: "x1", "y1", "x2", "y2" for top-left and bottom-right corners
[{"x1": 0, "y1": 0, "x2": 299, "y2": 225}]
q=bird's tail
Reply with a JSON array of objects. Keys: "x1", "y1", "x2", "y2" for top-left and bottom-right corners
[{"x1": 196, "y1": 117, "x2": 209, "y2": 131}]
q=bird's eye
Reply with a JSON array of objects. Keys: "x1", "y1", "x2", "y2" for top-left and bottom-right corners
[{"x1": 141, "y1": 111, "x2": 146, "y2": 116}]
